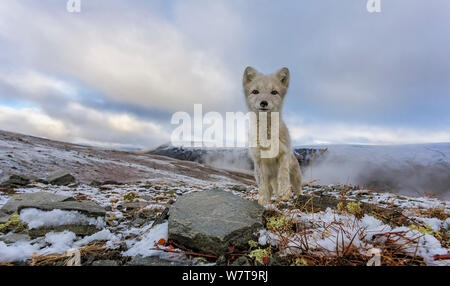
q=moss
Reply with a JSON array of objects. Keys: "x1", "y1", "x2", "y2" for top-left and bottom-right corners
[
  {"x1": 249, "y1": 248, "x2": 272, "y2": 264},
  {"x1": 0, "y1": 214, "x2": 27, "y2": 233},
  {"x1": 266, "y1": 216, "x2": 292, "y2": 232},
  {"x1": 408, "y1": 224, "x2": 435, "y2": 236},
  {"x1": 292, "y1": 257, "x2": 308, "y2": 266},
  {"x1": 346, "y1": 202, "x2": 363, "y2": 217},
  {"x1": 123, "y1": 192, "x2": 139, "y2": 202}
]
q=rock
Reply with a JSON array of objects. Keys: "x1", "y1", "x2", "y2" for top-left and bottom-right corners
[
  {"x1": 91, "y1": 260, "x2": 119, "y2": 266},
  {"x1": 0, "y1": 211, "x2": 11, "y2": 224},
  {"x1": 125, "y1": 255, "x2": 189, "y2": 266},
  {"x1": 231, "y1": 256, "x2": 251, "y2": 266},
  {"x1": 46, "y1": 171, "x2": 76, "y2": 186},
  {"x1": 90, "y1": 180, "x2": 102, "y2": 187},
  {"x1": 231, "y1": 185, "x2": 248, "y2": 192},
  {"x1": 18, "y1": 200, "x2": 106, "y2": 217},
  {"x1": 28, "y1": 225, "x2": 100, "y2": 239},
  {"x1": 168, "y1": 189, "x2": 264, "y2": 255},
  {"x1": 102, "y1": 180, "x2": 122, "y2": 185},
  {"x1": 0, "y1": 192, "x2": 74, "y2": 214},
  {"x1": 0, "y1": 232, "x2": 30, "y2": 244},
  {"x1": 1, "y1": 175, "x2": 30, "y2": 187},
  {"x1": 216, "y1": 255, "x2": 227, "y2": 266},
  {"x1": 150, "y1": 207, "x2": 169, "y2": 228},
  {"x1": 131, "y1": 217, "x2": 145, "y2": 227},
  {"x1": 120, "y1": 201, "x2": 148, "y2": 212}
]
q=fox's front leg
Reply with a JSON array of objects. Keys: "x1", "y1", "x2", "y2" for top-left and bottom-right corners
[
  {"x1": 277, "y1": 154, "x2": 291, "y2": 201},
  {"x1": 257, "y1": 163, "x2": 271, "y2": 206}
]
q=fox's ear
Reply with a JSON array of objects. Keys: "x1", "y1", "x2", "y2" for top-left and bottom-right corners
[
  {"x1": 276, "y1": 67, "x2": 290, "y2": 88},
  {"x1": 243, "y1": 66, "x2": 258, "y2": 85}
]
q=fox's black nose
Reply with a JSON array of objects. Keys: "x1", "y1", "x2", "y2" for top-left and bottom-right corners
[{"x1": 260, "y1": 101, "x2": 268, "y2": 108}]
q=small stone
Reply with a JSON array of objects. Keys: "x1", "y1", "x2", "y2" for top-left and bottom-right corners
[
  {"x1": 216, "y1": 255, "x2": 227, "y2": 266},
  {"x1": 90, "y1": 180, "x2": 102, "y2": 187},
  {"x1": 231, "y1": 256, "x2": 251, "y2": 266},
  {"x1": 0, "y1": 232, "x2": 30, "y2": 244},
  {"x1": 92, "y1": 260, "x2": 119, "y2": 266},
  {"x1": 131, "y1": 217, "x2": 145, "y2": 227},
  {"x1": 28, "y1": 225, "x2": 100, "y2": 238},
  {"x1": 46, "y1": 171, "x2": 76, "y2": 186},
  {"x1": 231, "y1": 185, "x2": 248, "y2": 192},
  {"x1": 0, "y1": 211, "x2": 11, "y2": 224},
  {"x1": 125, "y1": 255, "x2": 189, "y2": 266},
  {"x1": 1, "y1": 175, "x2": 30, "y2": 187}
]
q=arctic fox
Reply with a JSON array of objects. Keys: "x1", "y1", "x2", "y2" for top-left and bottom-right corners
[{"x1": 243, "y1": 66, "x2": 302, "y2": 205}]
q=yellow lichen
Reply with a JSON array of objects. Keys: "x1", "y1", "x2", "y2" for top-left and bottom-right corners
[
  {"x1": 0, "y1": 214, "x2": 26, "y2": 233},
  {"x1": 249, "y1": 248, "x2": 271, "y2": 264},
  {"x1": 266, "y1": 216, "x2": 292, "y2": 232},
  {"x1": 248, "y1": 240, "x2": 259, "y2": 249}
]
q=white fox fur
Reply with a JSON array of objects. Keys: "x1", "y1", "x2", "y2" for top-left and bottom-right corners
[{"x1": 243, "y1": 66, "x2": 302, "y2": 205}]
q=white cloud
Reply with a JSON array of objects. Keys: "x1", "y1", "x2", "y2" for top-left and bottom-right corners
[
  {"x1": 0, "y1": 103, "x2": 171, "y2": 149},
  {"x1": 288, "y1": 119, "x2": 450, "y2": 145},
  {"x1": 0, "y1": 70, "x2": 77, "y2": 99},
  {"x1": 0, "y1": 1, "x2": 240, "y2": 112},
  {"x1": 0, "y1": 105, "x2": 67, "y2": 139}
]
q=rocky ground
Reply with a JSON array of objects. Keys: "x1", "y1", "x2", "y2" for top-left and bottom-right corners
[{"x1": 0, "y1": 130, "x2": 449, "y2": 266}]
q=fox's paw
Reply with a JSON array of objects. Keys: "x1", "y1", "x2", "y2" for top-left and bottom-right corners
[
  {"x1": 258, "y1": 196, "x2": 270, "y2": 206},
  {"x1": 277, "y1": 186, "x2": 292, "y2": 201}
]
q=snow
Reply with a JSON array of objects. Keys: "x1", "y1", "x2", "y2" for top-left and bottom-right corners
[
  {"x1": 257, "y1": 208, "x2": 449, "y2": 266},
  {"x1": 76, "y1": 229, "x2": 119, "y2": 246},
  {"x1": 373, "y1": 226, "x2": 449, "y2": 266},
  {"x1": 0, "y1": 240, "x2": 41, "y2": 263},
  {"x1": 19, "y1": 208, "x2": 105, "y2": 229},
  {"x1": 123, "y1": 222, "x2": 168, "y2": 258},
  {"x1": 40, "y1": 231, "x2": 77, "y2": 255},
  {"x1": 412, "y1": 217, "x2": 445, "y2": 232},
  {"x1": 0, "y1": 231, "x2": 76, "y2": 263}
]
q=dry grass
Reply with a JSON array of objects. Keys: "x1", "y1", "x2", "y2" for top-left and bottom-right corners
[{"x1": 28, "y1": 242, "x2": 110, "y2": 266}]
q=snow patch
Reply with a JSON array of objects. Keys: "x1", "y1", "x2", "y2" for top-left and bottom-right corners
[
  {"x1": 20, "y1": 208, "x2": 105, "y2": 229},
  {"x1": 123, "y1": 222, "x2": 168, "y2": 257}
]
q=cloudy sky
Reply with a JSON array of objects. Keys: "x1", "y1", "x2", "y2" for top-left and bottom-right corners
[{"x1": 0, "y1": 0, "x2": 449, "y2": 149}]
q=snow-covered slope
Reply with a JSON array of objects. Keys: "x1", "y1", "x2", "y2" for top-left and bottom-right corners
[{"x1": 0, "y1": 130, "x2": 254, "y2": 186}]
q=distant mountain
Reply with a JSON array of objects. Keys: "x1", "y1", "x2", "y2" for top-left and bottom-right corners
[
  {"x1": 147, "y1": 143, "x2": 450, "y2": 200},
  {"x1": 146, "y1": 144, "x2": 327, "y2": 173}
]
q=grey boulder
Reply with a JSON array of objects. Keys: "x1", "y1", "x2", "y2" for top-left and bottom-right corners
[{"x1": 168, "y1": 189, "x2": 264, "y2": 255}]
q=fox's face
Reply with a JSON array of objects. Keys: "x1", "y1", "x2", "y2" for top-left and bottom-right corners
[{"x1": 243, "y1": 67, "x2": 290, "y2": 113}]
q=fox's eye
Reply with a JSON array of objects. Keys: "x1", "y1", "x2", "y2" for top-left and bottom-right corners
[
  {"x1": 271, "y1": 90, "x2": 279, "y2": 95},
  {"x1": 251, "y1": 90, "x2": 259, "y2": 94}
]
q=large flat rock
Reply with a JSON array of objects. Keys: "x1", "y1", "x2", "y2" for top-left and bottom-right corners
[
  {"x1": 18, "y1": 200, "x2": 106, "y2": 217},
  {"x1": 1, "y1": 192, "x2": 105, "y2": 217},
  {"x1": 168, "y1": 189, "x2": 264, "y2": 255},
  {"x1": 0, "y1": 192, "x2": 74, "y2": 214}
]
